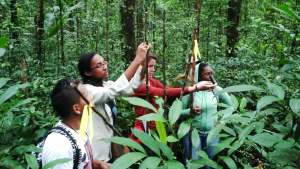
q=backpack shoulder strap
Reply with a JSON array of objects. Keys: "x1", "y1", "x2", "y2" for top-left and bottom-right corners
[{"x1": 31, "y1": 125, "x2": 81, "y2": 169}]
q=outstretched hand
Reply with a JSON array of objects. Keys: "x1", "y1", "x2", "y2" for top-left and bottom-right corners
[
  {"x1": 136, "y1": 42, "x2": 152, "y2": 63},
  {"x1": 196, "y1": 81, "x2": 217, "y2": 92}
]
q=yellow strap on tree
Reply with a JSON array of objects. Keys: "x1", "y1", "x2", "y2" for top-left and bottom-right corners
[{"x1": 194, "y1": 40, "x2": 201, "y2": 59}]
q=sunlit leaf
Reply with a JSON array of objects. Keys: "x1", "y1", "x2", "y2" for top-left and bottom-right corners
[
  {"x1": 215, "y1": 85, "x2": 262, "y2": 96},
  {"x1": 137, "y1": 113, "x2": 167, "y2": 122},
  {"x1": 257, "y1": 96, "x2": 280, "y2": 112},
  {"x1": 221, "y1": 156, "x2": 237, "y2": 169},
  {"x1": 272, "y1": 5, "x2": 300, "y2": 21},
  {"x1": 100, "y1": 137, "x2": 146, "y2": 154},
  {"x1": 290, "y1": 99, "x2": 300, "y2": 116},
  {"x1": 155, "y1": 121, "x2": 167, "y2": 144},
  {"x1": 177, "y1": 118, "x2": 193, "y2": 140},
  {"x1": 110, "y1": 152, "x2": 146, "y2": 169},
  {"x1": 169, "y1": 98, "x2": 182, "y2": 126},
  {"x1": 207, "y1": 123, "x2": 225, "y2": 144},
  {"x1": 192, "y1": 128, "x2": 200, "y2": 151},
  {"x1": 123, "y1": 97, "x2": 159, "y2": 114},
  {"x1": 25, "y1": 154, "x2": 38, "y2": 169},
  {"x1": 132, "y1": 128, "x2": 160, "y2": 156},
  {"x1": 230, "y1": 94, "x2": 238, "y2": 110},
  {"x1": 139, "y1": 157, "x2": 161, "y2": 169},
  {"x1": 166, "y1": 135, "x2": 178, "y2": 142}
]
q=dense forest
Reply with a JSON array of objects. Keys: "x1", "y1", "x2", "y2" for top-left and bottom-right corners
[{"x1": 0, "y1": 0, "x2": 299, "y2": 168}]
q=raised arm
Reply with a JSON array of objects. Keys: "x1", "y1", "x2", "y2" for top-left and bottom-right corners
[{"x1": 124, "y1": 43, "x2": 149, "y2": 82}]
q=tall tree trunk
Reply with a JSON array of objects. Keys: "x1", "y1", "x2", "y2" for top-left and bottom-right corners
[
  {"x1": 21, "y1": 58, "x2": 28, "y2": 99},
  {"x1": 106, "y1": 0, "x2": 110, "y2": 61},
  {"x1": 136, "y1": 0, "x2": 144, "y2": 44},
  {"x1": 36, "y1": 0, "x2": 44, "y2": 72},
  {"x1": 76, "y1": 0, "x2": 82, "y2": 56},
  {"x1": 226, "y1": 0, "x2": 242, "y2": 58},
  {"x1": 10, "y1": 0, "x2": 18, "y2": 75},
  {"x1": 218, "y1": 2, "x2": 224, "y2": 48},
  {"x1": 59, "y1": 0, "x2": 65, "y2": 66},
  {"x1": 120, "y1": 0, "x2": 136, "y2": 61},
  {"x1": 152, "y1": 0, "x2": 156, "y2": 49}
]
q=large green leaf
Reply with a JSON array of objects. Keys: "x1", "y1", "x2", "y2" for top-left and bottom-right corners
[
  {"x1": 0, "y1": 83, "x2": 30, "y2": 105},
  {"x1": 195, "y1": 150, "x2": 209, "y2": 159},
  {"x1": 164, "y1": 160, "x2": 184, "y2": 169},
  {"x1": 290, "y1": 99, "x2": 300, "y2": 116},
  {"x1": 239, "y1": 97, "x2": 247, "y2": 110},
  {"x1": 42, "y1": 158, "x2": 72, "y2": 169},
  {"x1": 239, "y1": 122, "x2": 256, "y2": 140},
  {"x1": 110, "y1": 152, "x2": 146, "y2": 169},
  {"x1": 150, "y1": 130, "x2": 160, "y2": 141},
  {"x1": 0, "y1": 48, "x2": 5, "y2": 56},
  {"x1": 272, "y1": 5, "x2": 300, "y2": 21},
  {"x1": 48, "y1": 2, "x2": 85, "y2": 37},
  {"x1": 213, "y1": 137, "x2": 236, "y2": 156},
  {"x1": 6, "y1": 98, "x2": 36, "y2": 114},
  {"x1": 0, "y1": 35, "x2": 8, "y2": 47},
  {"x1": 132, "y1": 128, "x2": 160, "y2": 156},
  {"x1": 268, "y1": 83, "x2": 285, "y2": 100},
  {"x1": 192, "y1": 128, "x2": 200, "y2": 151},
  {"x1": 9, "y1": 145, "x2": 42, "y2": 155},
  {"x1": 251, "y1": 133, "x2": 282, "y2": 147},
  {"x1": 100, "y1": 137, "x2": 146, "y2": 154},
  {"x1": 169, "y1": 98, "x2": 182, "y2": 126},
  {"x1": 223, "y1": 126, "x2": 236, "y2": 137},
  {"x1": 123, "y1": 97, "x2": 159, "y2": 114},
  {"x1": 177, "y1": 118, "x2": 193, "y2": 140},
  {"x1": 212, "y1": 108, "x2": 234, "y2": 116},
  {"x1": 192, "y1": 158, "x2": 222, "y2": 169},
  {"x1": 158, "y1": 141, "x2": 174, "y2": 161},
  {"x1": 166, "y1": 135, "x2": 178, "y2": 142},
  {"x1": 137, "y1": 113, "x2": 167, "y2": 122},
  {"x1": 0, "y1": 78, "x2": 10, "y2": 89},
  {"x1": 139, "y1": 157, "x2": 161, "y2": 169},
  {"x1": 215, "y1": 85, "x2": 262, "y2": 96},
  {"x1": 230, "y1": 94, "x2": 238, "y2": 110},
  {"x1": 257, "y1": 96, "x2": 280, "y2": 112},
  {"x1": 155, "y1": 96, "x2": 164, "y2": 115},
  {"x1": 221, "y1": 156, "x2": 237, "y2": 169},
  {"x1": 155, "y1": 121, "x2": 167, "y2": 144},
  {"x1": 25, "y1": 154, "x2": 38, "y2": 169},
  {"x1": 207, "y1": 123, "x2": 225, "y2": 144},
  {"x1": 280, "y1": 64, "x2": 298, "y2": 72},
  {"x1": 255, "y1": 121, "x2": 264, "y2": 134},
  {"x1": 266, "y1": 148, "x2": 298, "y2": 165}
]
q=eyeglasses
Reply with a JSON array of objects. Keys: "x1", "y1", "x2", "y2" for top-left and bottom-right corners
[{"x1": 90, "y1": 61, "x2": 108, "y2": 69}]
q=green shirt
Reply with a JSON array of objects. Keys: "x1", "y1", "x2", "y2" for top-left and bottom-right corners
[{"x1": 181, "y1": 86, "x2": 233, "y2": 134}]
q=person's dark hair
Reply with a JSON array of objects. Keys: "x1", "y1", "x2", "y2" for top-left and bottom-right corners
[
  {"x1": 50, "y1": 78, "x2": 81, "y2": 118},
  {"x1": 198, "y1": 63, "x2": 209, "y2": 81},
  {"x1": 148, "y1": 52, "x2": 157, "y2": 62},
  {"x1": 78, "y1": 52, "x2": 98, "y2": 84}
]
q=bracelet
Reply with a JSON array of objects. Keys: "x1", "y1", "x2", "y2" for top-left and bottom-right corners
[{"x1": 195, "y1": 85, "x2": 198, "y2": 92}]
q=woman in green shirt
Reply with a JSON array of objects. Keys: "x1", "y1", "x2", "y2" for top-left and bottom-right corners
[{"x1": 180, "y1": 63, "x2": 233, "y2": 168}]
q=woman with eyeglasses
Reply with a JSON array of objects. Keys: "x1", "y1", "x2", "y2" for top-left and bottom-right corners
[
  {"x1": 180, "y1": 63, "x2": 233, "y2": 169},
  {"x1": 77, "y1": 42, "x2": 149, "y2": 166}
]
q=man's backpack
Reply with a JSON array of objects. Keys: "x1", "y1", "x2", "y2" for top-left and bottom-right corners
[{"x1": 29, "y1": 125, "x2": 82, "y2": 169}]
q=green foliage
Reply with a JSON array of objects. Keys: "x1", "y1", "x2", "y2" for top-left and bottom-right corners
[
  {"x1": 1, "y1": 0, "x2": 299, "y2": 168},
  {"x1": 42, "y1": 158, "x2": 72, "y2": 169}
]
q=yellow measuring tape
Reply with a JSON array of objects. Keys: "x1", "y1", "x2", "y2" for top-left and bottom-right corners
[
  {"x1": 78, "y1": 104, "x2": 94, "y2": 145},
  {"x1": 194, "y1": 40, "x2": 201, "y2": 59}
]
